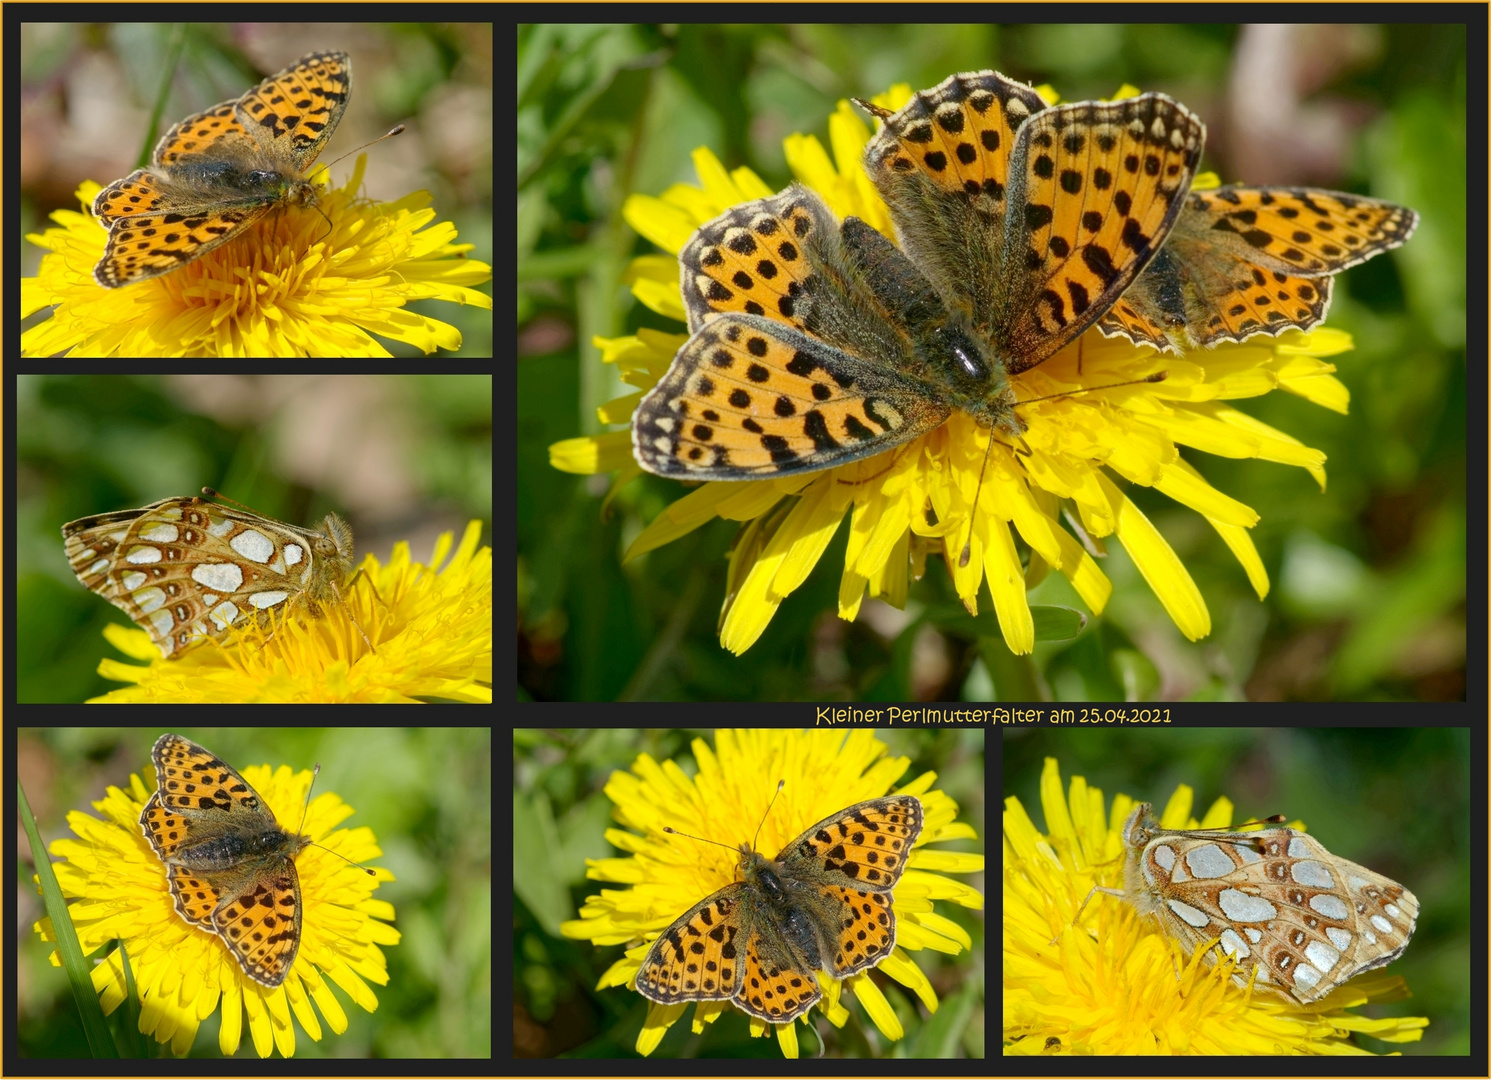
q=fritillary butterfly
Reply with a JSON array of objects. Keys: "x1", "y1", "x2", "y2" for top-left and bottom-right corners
[
  {"x1": 140, "y1": 733, "x2": 311, "y2": 987},
  {"x1": 635, "y1": 793, "x2": 923, "y2": 1023},
  {"x1": 1067, "y1": 801, "x2": 1418, "y2": 1005},
  {"x1": 1099, "y1": 186, "x2": 1417, "y2": 352},
  {"x1": 633, "y1": 72, "x2": 1203, "y2": 478},
  {"x1": 92, "y1": 51, "x2": 352, "y2": 288},
  {"x1": 632, "y1": 69, "x2": 1415, "y2": 480},
  {"x1": 62, "y1": 488, "x2": 367, "y2": 658}
]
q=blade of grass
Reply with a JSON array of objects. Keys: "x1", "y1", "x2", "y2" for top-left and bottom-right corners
[{"x1": 18, "y1": 779, "x2": 119, "y2": 1057}]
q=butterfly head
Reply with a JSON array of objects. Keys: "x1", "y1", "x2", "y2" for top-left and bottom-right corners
[{"x1": 316, "y1": 512, "x2": 355, "y2": 569}]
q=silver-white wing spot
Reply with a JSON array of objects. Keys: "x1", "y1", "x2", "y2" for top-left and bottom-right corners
[
  {"x1": 230, "y1": 529, "x2": 276, "y2": 563},
  {"x1": 192, "y1": 563, "x2": 244, "y2": 591}
]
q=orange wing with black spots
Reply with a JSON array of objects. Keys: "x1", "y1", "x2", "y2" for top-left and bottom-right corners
[
  {"x1": 775, "y1": 795, "x2": 923, "y2": 979},
  {"x1": 858, "y1": 71, "x2": 1205, "y2": 374},
  {"x1": 677, "y1": 188, "x2": 827, "y2": 334},
  {"x1": 999, "y1": 93, "x2": 1204, "y2": 371},
  {"x1": 1100, "y1": 186, "x2": 1418, "y2": 352},
  {"x1": 858, "y1": 71, "x2": 1048, "y2": 289},
  {"x1": 634, "y1": 794, "x2": 923, "y2": 1024},
  {"x1": 633, "y1": 72, "x2": 1208, "y2": 481},
  {"x1": 636, "y1": 187, "x2": 970, "y2": 479},
  {"x1": 139, "y1": 734, "x2": 310, "y2": 988},
  {"x1": 632, "y1": 311, "x2": 951, "y2": 478},
  {"x1": 859, "y1": 70, "x2": 1047, "y2": 203},
  {"x1": 635, "y1": 885, "x2": 750, "y2": 1008}
]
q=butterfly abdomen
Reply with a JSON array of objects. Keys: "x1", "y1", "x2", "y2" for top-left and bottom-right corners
[{"x1": 169, "y1": 827, "x2": 289, "y2": 868}]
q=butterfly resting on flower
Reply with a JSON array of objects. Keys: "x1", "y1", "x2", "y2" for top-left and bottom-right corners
[
  {"x1": 1064, "y1": 802, "x2": 1418, "y2": 1006},
  {"x1": 635, "y1": 793, "x2": 923, "y2": 1023},
  {"x1": 632, "y1": 70, "x2": 1416, "y2": 483},
  {"x1": 63, "y1": 488, "x2": 371, "y2": 658}
]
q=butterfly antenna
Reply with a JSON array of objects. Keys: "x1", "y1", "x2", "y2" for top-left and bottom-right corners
[
  {"x1": 200, "y1": 486, "x2": 266, "y2": 516},
  {"x1": 958, "y1": 434, "x2": 997, "y2": 569},
  {"x1": 659, "y1": 826, "x2": 738, "y2": 851},
  {"x1": 1017, "y1": 371, "x2": 1168, "y2": 411},
  {"x1": 751, "y1": 780, "x2": 786, "y2": 854},
  {"x1": 663, "y1": 779, "x2": 788, "y2": 854},
  {"x1": 297, "y1": 762, "x2": 375, "y2": 876},
  {"x1": 1234, "y1": 813, "x2": 1289, "y2": 829},
  {"x1": 293, "y1": 762, "x2": 328, "y2": 838},
  {"x1": 959, "y1": 373, "x2": 1167, "y2": 568},
  {"x1": 322, "y1": 125, "x2": 406, "y2": 172}
]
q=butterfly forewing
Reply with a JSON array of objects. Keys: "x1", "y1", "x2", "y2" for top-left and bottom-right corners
[
  {"x1": 63, "y1": 494, "x2": 356, "y2": 658},
  {"x1": 1109, "y1": 802, "x2": 1417, "y2": 1005}
]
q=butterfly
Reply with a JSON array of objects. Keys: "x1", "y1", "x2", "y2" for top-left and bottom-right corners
[
  {"x1": 139, "y1": 733, "x2": 312, "y2": 987},
  {"x1": 92, "y1": 51, "x2": 352, "y2": 288},
  {"x1": 632, "y1": 69, "x2": 1414, "y2": 481},
  {"x1": 62, "y1": 488, "x2": 361, "y2": 658},
  {"x1": 634, "y1": 794, "x2": 923, "y2": 1023},
  {"x1": 1073, "y1": 801, "x2": 1418, "y2": 1005},
  {"x1": 633, "y1": 72, "x2": 1201, "y2": 479}
]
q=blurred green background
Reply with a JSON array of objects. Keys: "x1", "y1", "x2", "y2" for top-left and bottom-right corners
[
  {"x1": 19, "y1": 22, "x2": 493, "y2": 357},
  {"x1": 1003, "y1": 726, "x2": 1469, "y2": 1056},
  {"x1": 512, "y1": 728, "x2": 985, "y2": 1058},
  {"x1": 517, "y1": 23, "x2": 1465, "y2": 701},
  {"x1": 18, "y1": 373, "x2": 492, "y2": 703},
  {"x1": 17, "y1": 726, "x2": 492, "y2": 1058}
]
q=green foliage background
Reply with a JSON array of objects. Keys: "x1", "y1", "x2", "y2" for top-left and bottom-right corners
[
  {"x1": 517, "y1": 23, "x2": 1465, "y2": 701},
  {"x1": 17, "y1": 373, "x2": 492, "y2": 703},
  {"x1": 512, "y1": 728, "x2": 985, "y2": 1058},
  {"x1": 1003, "y1": 726, "x2": 1469, "y2": 1056},
  {"x1": 17, "y1": 726, "x2": 492, "y2": 1059}
]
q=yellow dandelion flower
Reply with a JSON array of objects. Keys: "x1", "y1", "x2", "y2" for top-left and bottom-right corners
[
  {"x1": 1004, "y1": 756, "x2": 1428, "y2": 1054},
  {"x1": 32, "y1": 734, "x2": 397, "y2": 1059},
  {"x1": 552, "y1": 72, "x2": 1415, "y2": 658},
  {"x1": 561, "y1": 729, "x2": 985, "y2": 1058},
  {"x1": 73, "y1": 519, "x2": 492, "y2": 704},
  {"x1": 24, "y1": 166, "x2": 490, "y2": 358}
]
